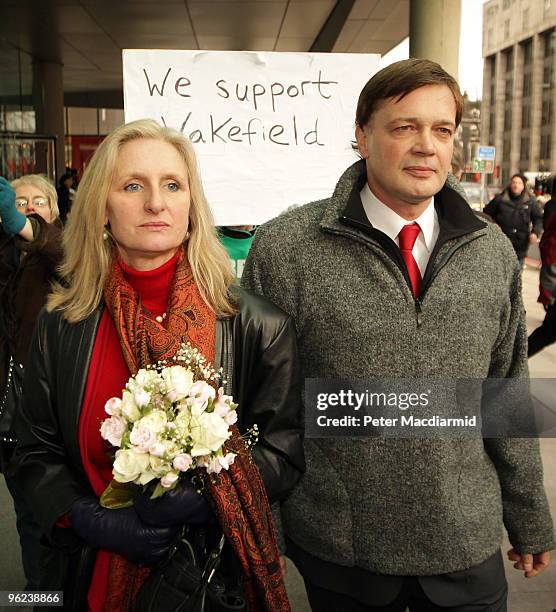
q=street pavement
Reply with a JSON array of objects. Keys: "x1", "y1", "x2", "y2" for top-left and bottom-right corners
[{"x1": 1, "y1": 264, "x2": 555, "y2": 611}]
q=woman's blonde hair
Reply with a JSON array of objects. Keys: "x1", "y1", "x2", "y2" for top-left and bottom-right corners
[
  {"x1": 48, "y1": 119, "x2": 236, "y2": 322},
  {"x1": 11, "y1": 174, "x2": 59, "y2": 221}
]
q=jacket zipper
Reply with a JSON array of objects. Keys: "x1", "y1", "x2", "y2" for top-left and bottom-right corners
[{"x1": 415, "y1": 299, "x2": 422, "y2": 328}]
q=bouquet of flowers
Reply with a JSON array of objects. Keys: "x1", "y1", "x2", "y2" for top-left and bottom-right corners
[{"x1": 99, "y1": 343, "x2": 241, "y2": 508}]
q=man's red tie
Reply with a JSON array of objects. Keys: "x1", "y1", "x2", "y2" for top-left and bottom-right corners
[{"x1": 398, "y1": 223, "x2": 422, "y2": 298}]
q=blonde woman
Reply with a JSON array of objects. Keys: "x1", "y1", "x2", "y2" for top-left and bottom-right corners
[
  {"x1": 0, "y1": 174, "x2": 62, "y2": 591},
  {"x1": 13, "y1": 120, "x2": 303, "y2": 611}
]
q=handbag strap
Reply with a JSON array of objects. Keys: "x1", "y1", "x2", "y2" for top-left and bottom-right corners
[
  {"x1": 0, "y1": 355, "x2": 14, "y2": 419},
  {"x1": 0, "y1": 356, "x2": 17, "y2": 444}
]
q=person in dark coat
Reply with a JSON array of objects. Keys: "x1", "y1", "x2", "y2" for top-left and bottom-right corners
[
  {"x1": 528, "y1": 213, "x2": 556, "y2": 357},
  {"x1": 543, "y1": 179, "x2": 556, "y2": 230},
  {"x1": 0, "y1": 174, "x2": 63, "y2": 590},
  {"x1": 56, "y1": 173, "x2": 74, "y2": 223},
  {"x1": 484, "y1": 173, "x2": 543, "y2": 265}
]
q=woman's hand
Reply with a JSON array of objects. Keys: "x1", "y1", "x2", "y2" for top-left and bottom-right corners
[
  {"x1": 70, "y1": 496, "x2": 179, "y2": 565},
  {"x1": 0, "y1": 178, "x2": 27, "y2": 235},
  {"x1": 134, "y1": 479, "x2": 215, "y2": 527}
]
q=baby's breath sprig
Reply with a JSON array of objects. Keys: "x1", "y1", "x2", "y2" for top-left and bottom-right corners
[
  {"x1": 243, "y1": 424, "x2": 259, "y2": 450},
  {"x1": 153, "y1": 342, "x2": 224, "y2": 386}
]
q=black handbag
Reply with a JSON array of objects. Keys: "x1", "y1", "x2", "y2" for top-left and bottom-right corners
[
  {"x1": 0, "y1": 356, "x2": 23, "y2": 444},
  {"x1": 133, "y1": 525, "x2": 247, "y2": 612}
]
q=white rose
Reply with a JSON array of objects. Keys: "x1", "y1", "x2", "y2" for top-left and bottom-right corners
[
  {"x1": 173, "y1": 453, "x2": 193, "y2": 472},
  {"x1": 174, "y1": 410, "x2": 191, "y2": 434},
  {"x1": 163, "y1": 366, "x2": 194, "y2": 401},
  {"x1": 113, "y1": 449, "x2": 150, "y2": 483},
  {"x1": 104, "y1": 397, "x2": 122, "y2": 416},
  {"x1": 133, "y1": 388, "x2": 151, "y2": 408},
  {"x1": 129, "y1": 421, "x2": 157, "y2": 453},
  {"x1": 138, "y1": 410, "x2": 167, "y2": 433},
  {"x1": 100, "y1": 415, "x2": 127, "y2": 447},
  {"x1": 190, "y1": 412, "x2": 231, "y2": 457},
  {"x1": 135, "y1": 368, "x2": 159, "y2": 388},
  {"x1": 121, "y1": 391, "x2": 141, "y2": 422},
  {"x1": 160, "y1": 471, "x2": 180, "y2": 488}
]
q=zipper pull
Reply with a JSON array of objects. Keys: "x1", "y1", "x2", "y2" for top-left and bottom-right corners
[{"x1": 415, "y1": 299, "x2": 422, "y2": 328}]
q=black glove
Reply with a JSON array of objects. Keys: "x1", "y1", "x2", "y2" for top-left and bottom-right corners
[
  {"x1": 134, "y1": 479, "x2": 215, "y2": 527},
  {"x1": 70, "y1": 497, "x2": 179, "y2": 565}
]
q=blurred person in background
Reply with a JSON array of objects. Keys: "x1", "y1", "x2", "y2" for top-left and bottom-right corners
[
  {"x1": 528, "y1": 212, "x2": 556, "y2": 357},
  {"x1": 450, "y1": 141, "x2": 465, "y2": 181},
  {"x1": 484, "y1": 173, "x2": 543, "y2": 266},
  {"x1": 57, "y1": 172, "x2": 75, "y2": 224},
  {"x1": 219, "y1": 225, "x2": 257, "y2": 281},
  {"x1": 543, "y1": 179, "x2": 556, "y2": 231},
  {"x1": 0, "y1": 174, "x2": 63, "y2": 590},
  {"x1": 12, "y1": 120, "x2": 302, "y2": 610}
]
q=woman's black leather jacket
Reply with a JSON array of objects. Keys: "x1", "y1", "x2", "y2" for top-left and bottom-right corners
[{"x1": 13, "y1": 286, "x2": 304, "y2": 542}]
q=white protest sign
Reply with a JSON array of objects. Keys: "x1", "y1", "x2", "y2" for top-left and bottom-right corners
[{"x1": 123, "y1": 50, "x2": 380, "y2": 225}]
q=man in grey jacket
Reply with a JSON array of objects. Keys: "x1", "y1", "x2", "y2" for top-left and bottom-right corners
[{"x1": 243, "y1": 58, "x2": 554, "y2": 611}]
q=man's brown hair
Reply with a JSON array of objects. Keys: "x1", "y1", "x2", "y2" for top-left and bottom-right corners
[{"x1": 356, "y1": 58, "x2": 464, "y2": 129}]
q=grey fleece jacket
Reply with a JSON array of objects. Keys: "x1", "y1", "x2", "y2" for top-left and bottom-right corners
[{"x1": 242, "y1": 160, "x2": 555, "y2": 576}]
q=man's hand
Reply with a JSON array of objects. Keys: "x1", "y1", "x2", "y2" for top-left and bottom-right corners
[
  {"x1": 507, "y1": 548, "x2": 551, "y2": 577},
  {"x1": 529, "y1": 233, "x2": 539, "y2": 244}
]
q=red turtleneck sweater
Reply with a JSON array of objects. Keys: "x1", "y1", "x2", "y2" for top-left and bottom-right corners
[{"x1": 78, "y1": 253, "x2": 179, "y2": 612}]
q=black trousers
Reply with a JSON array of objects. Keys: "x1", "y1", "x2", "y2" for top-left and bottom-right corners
[
  {"x1": 304, "y1": 578, "x2": 507, "y2": 612},
  {"x1": 528, "y1": 303, "x2": 556, "y2": 357}
]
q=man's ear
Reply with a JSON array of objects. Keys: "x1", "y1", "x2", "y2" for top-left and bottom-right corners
[{"x1": 355, "y1": 125, "x2": 369, "y2": 159}]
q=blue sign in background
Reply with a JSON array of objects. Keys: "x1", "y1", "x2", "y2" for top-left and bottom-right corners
[{"x1": 477, "y1": 146, "x2": 496, "y2": 160}]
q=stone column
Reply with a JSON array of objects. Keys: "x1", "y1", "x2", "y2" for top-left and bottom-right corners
[
  {"x1": 409, "y1": 0, "x2": 461, "y2": 80},
  {"x1": 33, "y1": 61, "x2": 65, "y2": 181},
  {"x1": 493, "y1": 52, "x2": 505, "y2": 182},
  {"x1": 529, "y1": 34, "x2": 543, "y2": 170},
  {"x1": 510, "y1": 44, "x2": 523, "y2": 174}
]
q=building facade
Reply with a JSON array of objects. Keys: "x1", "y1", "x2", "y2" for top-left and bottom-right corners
[{"x1": 482, "y1": 0, "x2": 556, "y2": 185}]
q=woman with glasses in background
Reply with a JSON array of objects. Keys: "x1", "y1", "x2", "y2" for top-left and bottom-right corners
[{"x1": 0, "y1": 174, "x2": 63, "y2": 590}]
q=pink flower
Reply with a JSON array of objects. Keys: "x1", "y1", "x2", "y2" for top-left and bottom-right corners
[
  {"x1": 205, "y1": 456, "x2": 223, "y2": 474},
  {"x1": 173, "y1": 453, "x2": 193, "y2": 472},
  {"x1": 130, "y1": 422, "x2": 157, "y2": 453},
  {"x1": 148, "y1": 442, "x2": 166, "y2": 457},
  {"x1": 189, "y1": 381, "x2": 216, "y2": 415},
  {"x1": 104, "y1": 397, "x2": 123, "y2": 416},
  {"x1": 224, "y1": 410, "x2": 238, "y2": 426},
  {"x1": 160, "y1": 471, "x2": 179, "y2": 488},
  {"x1": 213, "y1": 388, "x2": 232, "y2": 417},
  {"x1": 100, "y1": 415, "x2": 127, "y2": 447}
]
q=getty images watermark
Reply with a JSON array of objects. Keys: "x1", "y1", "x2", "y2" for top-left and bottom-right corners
[{"x1": 305, "y1": 379, "x2": 556, "y2": 439}]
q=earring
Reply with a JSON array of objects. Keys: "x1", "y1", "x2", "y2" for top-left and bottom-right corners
[
  {"x1": 103, "y1": 228, "x2": 109, "y2": 241},
  {"x1": 185, "y1": 231, "x2": 190, "y2": 240}
]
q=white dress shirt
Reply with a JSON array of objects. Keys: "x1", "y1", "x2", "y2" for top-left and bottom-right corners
[{"x1": 360, "y1": 183, "x2": 440, "y2": 277}]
